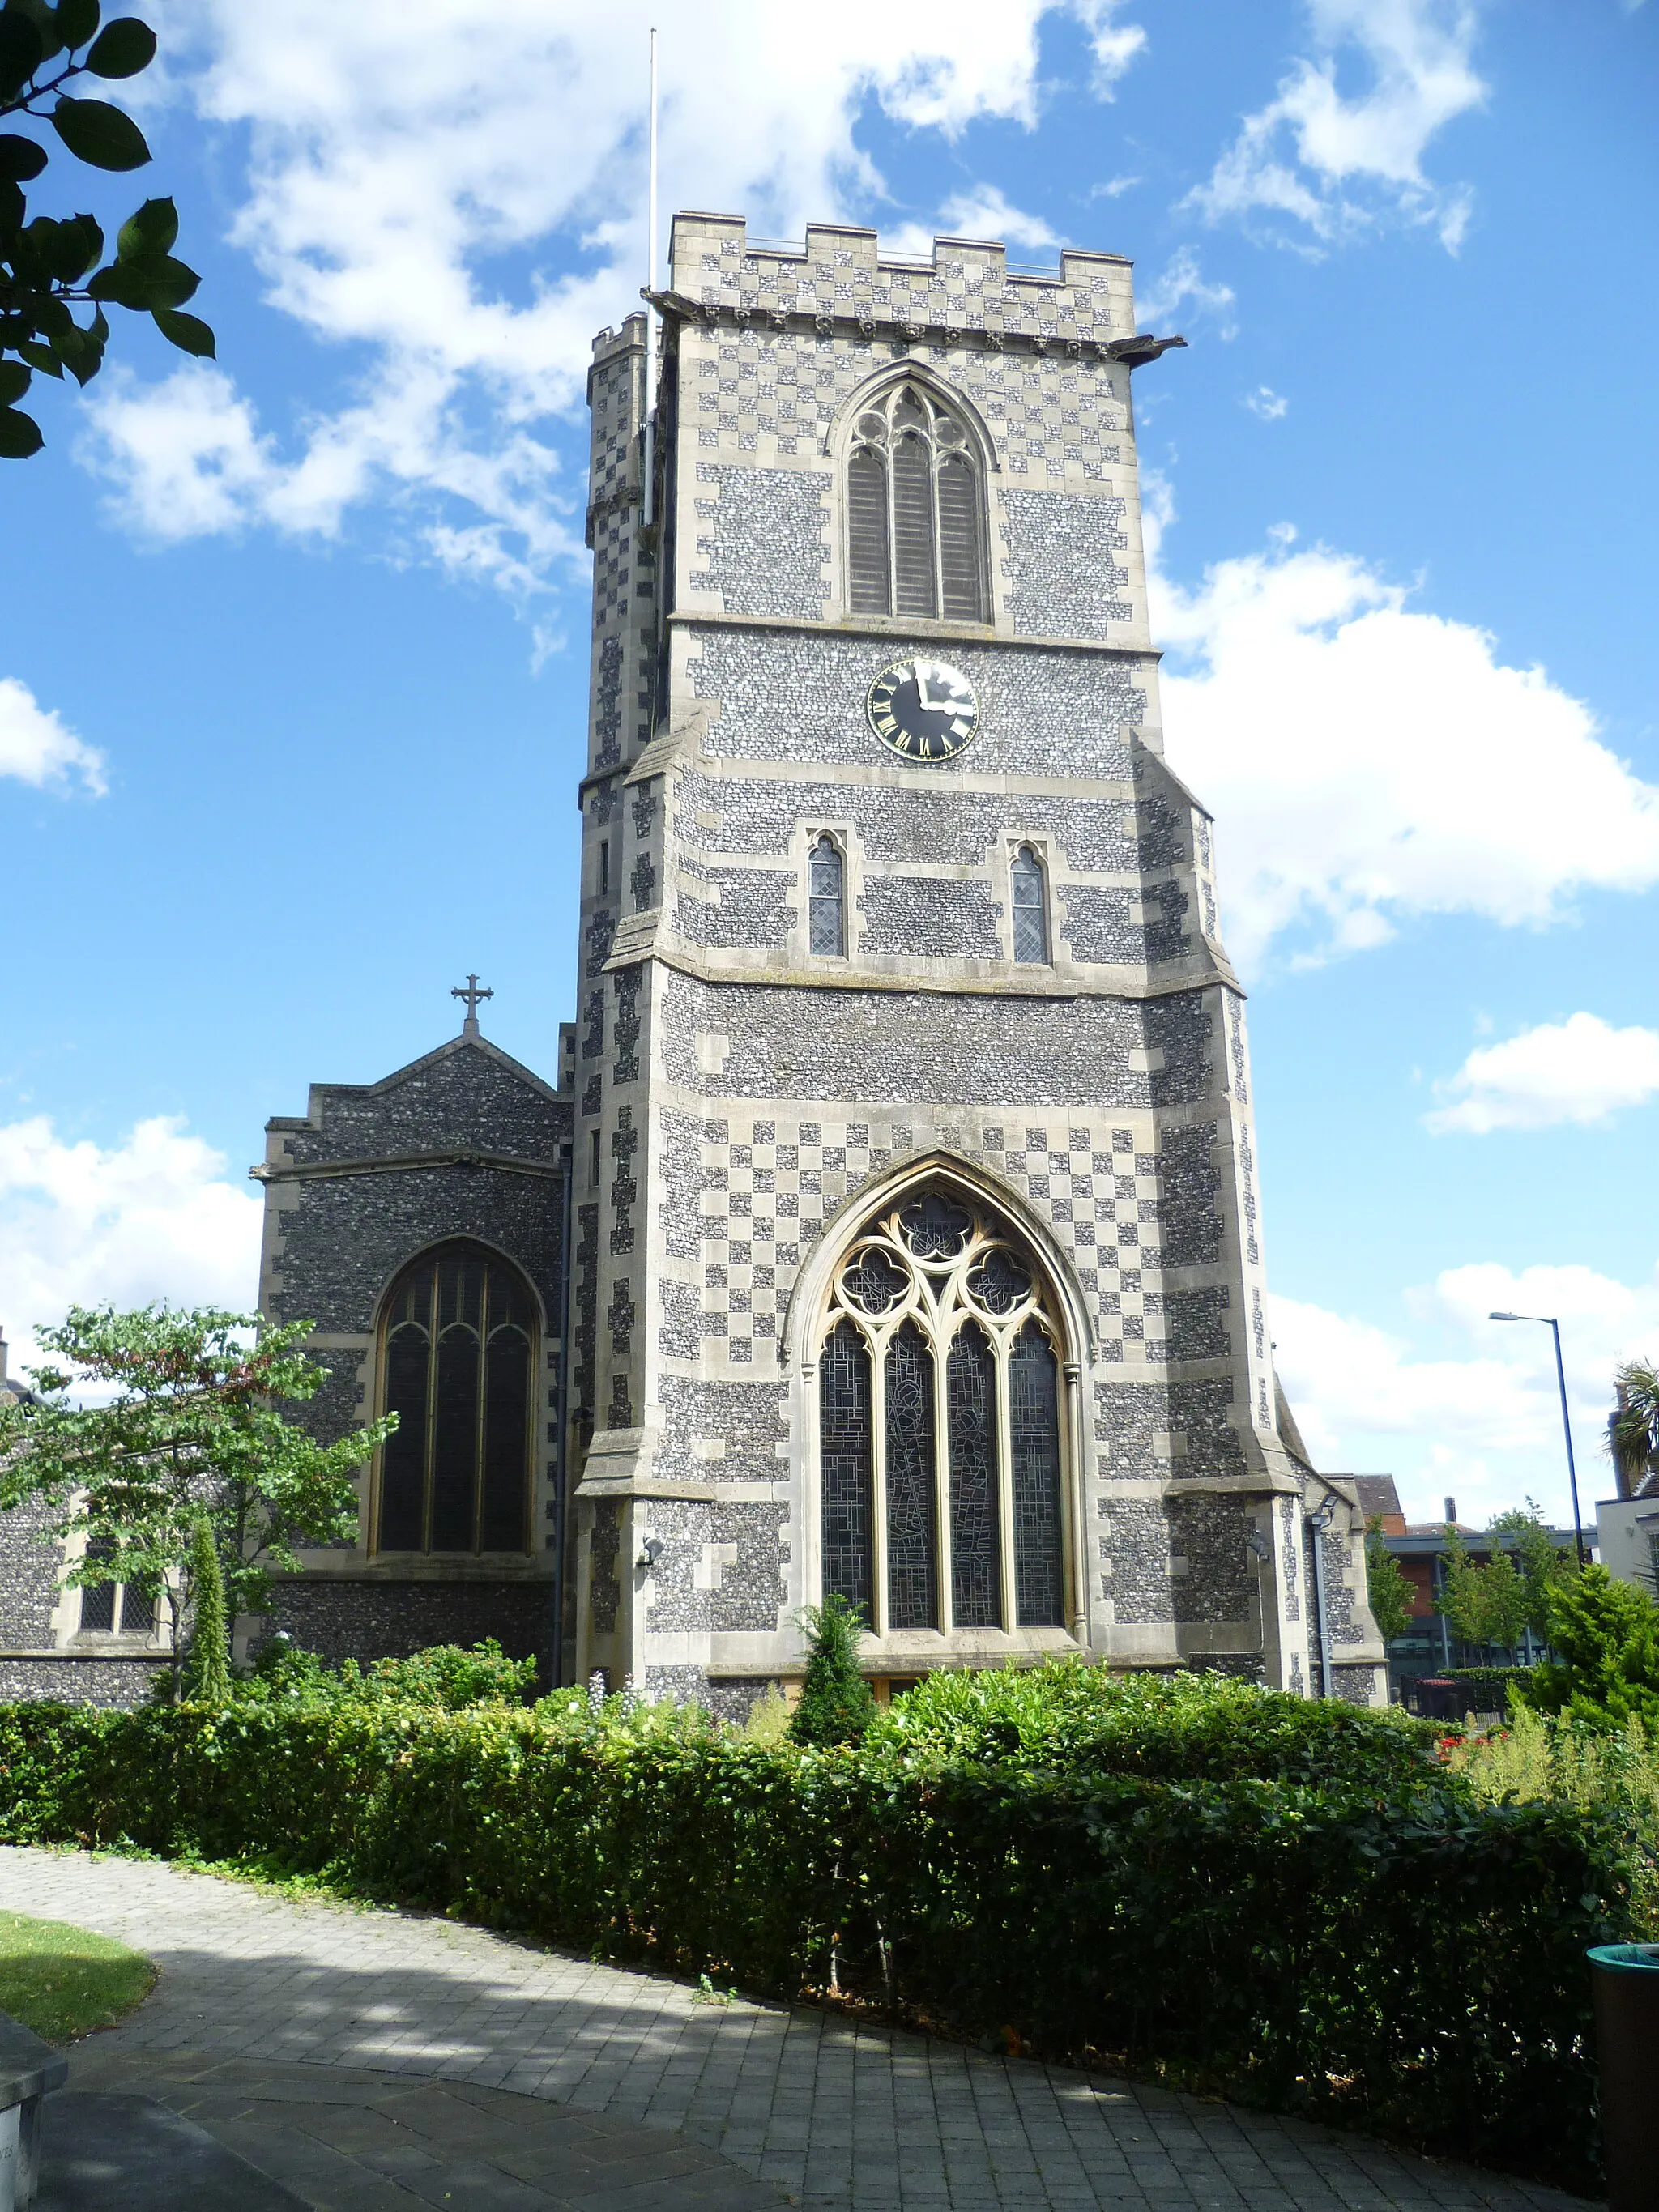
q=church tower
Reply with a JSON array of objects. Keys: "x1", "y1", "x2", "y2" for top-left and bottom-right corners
[{"x1": 570, "y1": 213, "x2": 1384, "y2": 1712}]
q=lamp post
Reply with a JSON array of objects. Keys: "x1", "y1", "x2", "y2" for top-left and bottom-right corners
[{"x1": 1488, "y1": 1311, "x2": 1589, "y2": 1568}]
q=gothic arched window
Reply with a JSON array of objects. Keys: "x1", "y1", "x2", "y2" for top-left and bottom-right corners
[
  {"x1": 1011, "y1": 846, "x2": 1049, "y2": 965},
  {"x1": 817, "y1": 1187, "x2": 1067, "y2": 1633},
  {"x1": 847, "y1": 384, "x2": 987, "y2": 623},
  {"x1": 376, "y1": 1242, "x2": 536, "y2": 1554},
  {"x1": 808, "y1": 834, "x2": 846, "y2": 956}
]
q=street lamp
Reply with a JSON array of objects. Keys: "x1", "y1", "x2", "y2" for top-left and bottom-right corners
[{"x1": 1488, "y1": 1311, "x2": 1589, "y2": 1567}]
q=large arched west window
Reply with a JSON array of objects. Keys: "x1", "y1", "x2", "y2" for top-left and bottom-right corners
[
  {"x1": 375, "y1": 1242, "x2": 536, "y2": 1554},
  {"x1": 817, "y1": 1186, "x2": 1067, "y2": 1634},
  {"x1": 847, "y1": 383, "x2": 987, "y2": 623}
]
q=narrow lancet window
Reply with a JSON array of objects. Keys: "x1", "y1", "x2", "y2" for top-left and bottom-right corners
[
  {"x1": 1011, "y1": 846, "x2": 1048, "y2": 965},
  {"x1": 1009, "y1": 1321, "x2": 1064, "y2": 1626},
  {"x1": 947, "y1": 1321, "x2": 1000, "y2": 1629},
  {"x1": 820, "y1": 1319, "x2": 874, "y2": 1614},
  {"x1": 845, "y1": 384, "x2": 987, "y2": 622},
  {"x1": 808, "y1": 835, "x2": 845, "y2": 956},
  {"x1": 377, "y1": 1242, "x2": 535, "y2": 1555},
  {"x1": 885, "y1": 1319, "x2": 938, "y2": 1629}
]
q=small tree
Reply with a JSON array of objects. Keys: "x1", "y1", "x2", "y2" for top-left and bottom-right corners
[
  {"x1": 179, "y1": 1516, "x2": 229, "y2": 1705},
  {"x1": 789, "y1": 1593, "x2": 877, "y2": 1746},
  {"x1": 1363, "y1": 1516, "x2": 1414, "y2": 1645},
  {"x1": 1489, "y1": 1498, "x2": 1574, "y2": 1643},
  {"x1": 0, "y1": 1304, "x2": 394, "y2": 1678},
  {"x1": 1434, "y1": 1525, "x2": 1533, "y2": 1658},
  {"x1": 1521, "y1": 1565, "x2": 1659, "y2": 1730}
]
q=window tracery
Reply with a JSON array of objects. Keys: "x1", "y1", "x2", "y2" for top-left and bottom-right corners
[
  {"x1": 376, "y1": 1242, "x2": 536, "y2": 1555},
  {"x1": 817, "y1": 1185, "x2": 1067, "y2": 1634},
  {"x1": 847, "y1": 383, "x2": 988, "y2": 623}
]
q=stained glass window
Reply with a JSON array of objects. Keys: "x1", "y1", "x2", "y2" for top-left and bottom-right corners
[
  {"x1": 820, "y1": 1319, "x2": 873, "y2": 1614},
  {"x1": 377, "y1": 1242, "x2": 535, "y2": 1554},
  {"x1": 817, "y1": 1185, "x2": 1071, "y2": 1642},
  {"x1": 809, "y1": 835, "x2": 845, "y2": 956},
  {"x1": 948, "y1": 1322, "x2": 1000, "y2": 1628},
  {"x1": 1011, "y1": 846, "x2": 1048, "y2": 965},
  {"x1": 846, "y1": 383, "x2": 987, "y2": 622},
  {"x1": 885, "y1": 1320, "x2": 938, "y2": 1629},
  {"x1": 1010, "y1": 1321, "x2": 1064, "y2": 1626}
]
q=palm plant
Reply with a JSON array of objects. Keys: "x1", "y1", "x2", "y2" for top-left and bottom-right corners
[{"x1": 1610, "y1": 1360, "x2": 1659, "y2": 1499}]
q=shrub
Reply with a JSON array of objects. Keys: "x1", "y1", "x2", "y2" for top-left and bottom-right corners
[
  {"x1": 866, "y1": 1659, "x2": 1444, "y2": 1790},
  {"x1": 1523, "y1": 1566, "x2": 1659, "y2": 1729},
  {"x1": 0, "y1": 1662, "x2": 1627, "y2": 2190},
  {"x1": 234, "y1": 1638, "x2": 539, "y2": 1712},
  {"x1": 789, "y1": 1596, "x2": 876, "y2": 1745}
]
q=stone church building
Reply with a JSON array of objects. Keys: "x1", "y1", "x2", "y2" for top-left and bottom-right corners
[{"x1": 0, "y1": 213, "x2": 1384, "y2": 1711}]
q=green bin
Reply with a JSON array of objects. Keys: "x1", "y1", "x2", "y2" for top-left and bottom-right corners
[{"x1": 1589, "y1": 1943, "x2": 1659, "y2": 2210}]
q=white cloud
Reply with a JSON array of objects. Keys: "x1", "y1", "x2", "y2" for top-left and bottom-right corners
[
  {"x1": 1133, "y1": 245, "x2": 1236, "y2": 335},
  {"x1": 0, "y1": 678, "x2": 106, "y2": 797},
  {"x1": 1243, "y1": 384, "x2": 1288, "y2": 419},
  {"x1": 0, "y1": 1115, "x2": 263, "y2": 1379},
  {"x1": 1426, "y1": 1013, "x2": 1659, "y2": 1134},
  {"x1": 937, "y1": 186, "x2": 1059, "y2": 254},
  {"x1": 1190, "y1": 0, "x2": 1485, "y2": 250},
  {"x1": 1273, "y1": 1259, "x2": 1659, "y2": 1525},
  {"x1": 1090, "y1": 173, "x2": 1142, "y2": 198},
  {"x1": 1150, "y1": 521, "x2": 1659, "y2": 971},
  {"x1": 84, "y1": 1, "x2": 1146, "y2": 595}
]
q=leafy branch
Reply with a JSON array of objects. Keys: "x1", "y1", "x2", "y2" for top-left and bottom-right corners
[{"x1": 0, "y1": 0, "x2": 214, "y2": 458}]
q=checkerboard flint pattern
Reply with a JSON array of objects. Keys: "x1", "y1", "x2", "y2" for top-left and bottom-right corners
[{"x1": 666, "y1": 1115, "x2": 1168, "y2": 1369}]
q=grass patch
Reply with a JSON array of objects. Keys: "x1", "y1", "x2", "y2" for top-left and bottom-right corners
[{"x1": 0, "y1": 1910, "x2": 156, "y2": 2043}]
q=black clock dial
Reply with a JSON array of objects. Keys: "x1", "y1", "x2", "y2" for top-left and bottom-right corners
[{"x1": 865, "y1": 657, "x2": 979, "y2": 764}]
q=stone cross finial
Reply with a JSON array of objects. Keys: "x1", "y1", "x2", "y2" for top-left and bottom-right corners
[{"x1": 451, "y1": 974, "x2": 493, "y2": 1039}]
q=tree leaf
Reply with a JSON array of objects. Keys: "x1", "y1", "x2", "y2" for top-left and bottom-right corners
[
  {"x1": 19, "y1": 339, "x2": 62, "y2": 375},
  {"x1": 0, "y1": 359, "x2": 31, "y2": 404},
  {"x1": 50, "y1": 95, "x2": 150, "y2": 171},
  {"x1": 0, "y1": 11, "x2": 45, "y2": 96},
  {"x1": 115, "y1": 191, "x2": 175, "y2": 258},
  {"x1": 0, "y1": 404, "x2": 44, "y2": 458},
  {"x1": 57, "y1": 0, "x2": 100, "y2": 51},
  {"x1": 88, "y1": 248, "x2": 194, "y2": 309},
  {"x1": 83, "y1": 14, "x2": 152, "y2": 78},
  {"x1": 152, "y1": 305, "x2": 212, "y2": 358},
  {"x1": 0, "y1": 133, "x2": 47, "y2": 182}
]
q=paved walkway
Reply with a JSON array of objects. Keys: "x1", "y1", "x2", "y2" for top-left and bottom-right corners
[{"x1": 1, "y1": 1848, "x2": 1593, "y2": 2212}]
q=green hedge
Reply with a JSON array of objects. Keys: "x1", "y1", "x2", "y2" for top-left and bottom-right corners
[
  {"x1": 1446, "y1": 1667, "x2": 1537, "y2": 1715},
  {"x1": 0, "y1": 1689, "x2": 1627, "y2": 2189}
]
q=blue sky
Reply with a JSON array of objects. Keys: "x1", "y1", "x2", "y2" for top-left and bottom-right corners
[{"x1": 2, "y1": 0, "x2": 1656, "y2": 1530}]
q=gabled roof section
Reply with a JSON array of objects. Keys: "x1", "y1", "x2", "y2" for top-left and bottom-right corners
[{"x1": 261, "y1": 1033, "x2": 569, "y2": 1172}]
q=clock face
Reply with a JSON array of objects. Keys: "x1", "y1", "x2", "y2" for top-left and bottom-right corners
[{"x1": 865, "y1": 657, "x2": 979, "y2": 764}]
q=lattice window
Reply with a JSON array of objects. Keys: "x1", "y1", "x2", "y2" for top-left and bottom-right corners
[
  {"x1": 1011, "y1": 846, "x2": 1049, "y2": 965},
  {"x1": 808, "y1": 834, "x2": 845, "y2": 956},
  {"x1": 76, "y1": 1534, "x2": 156, "y2": 1637},
  {"x1": 377, "y1": 1242, "x2": 536, "y2": 1554},
  {"x1": 846, "y1": 383, "x2": 987, "y2": 622},
  {"x1": 816, "y1": 1183, "x2": 1069, "y2": 1636}
]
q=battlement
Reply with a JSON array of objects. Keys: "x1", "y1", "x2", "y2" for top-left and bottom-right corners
[{"x1": 667, "y1": 211, "x2": 1134, "y2": 344}]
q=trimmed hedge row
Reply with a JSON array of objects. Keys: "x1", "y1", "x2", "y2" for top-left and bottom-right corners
[
  {"x1": 0, "y1": 1695, "x2": 1626, "y2": 2189},
  {"x1": 1445, "y1": 1667, "x2": 1537, "y2": 1715}
]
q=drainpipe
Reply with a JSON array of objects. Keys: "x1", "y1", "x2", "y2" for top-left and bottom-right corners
[{"x1": 552, "y1": 1140, "x2": 574, "y2": 1688}]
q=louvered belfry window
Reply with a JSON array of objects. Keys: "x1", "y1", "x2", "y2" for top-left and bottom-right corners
[
  {"x1": 377, "y1": 1242, "x2": 535, "y2": 1554},
  {"x1": 817, "y1": 1186, "x2": 1067, "y2": 1634},
  {"x1": 847, "y1": 384, "x2": 987, "y2": 622}
]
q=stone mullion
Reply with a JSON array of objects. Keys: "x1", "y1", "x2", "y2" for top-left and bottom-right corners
[
  {"x1": 868, "y1": 1321, "x2": 889, "y2": 1638},
  {"x1": 932, "y1": 1306, "x2": 954, "y2": 1637}
]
